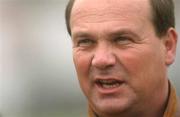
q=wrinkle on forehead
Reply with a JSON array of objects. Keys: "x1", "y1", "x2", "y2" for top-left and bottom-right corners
[{"x1": 71, "y1": 0, "x2": 151, "y2": 24}]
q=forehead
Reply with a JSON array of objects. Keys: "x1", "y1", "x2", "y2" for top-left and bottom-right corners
[{"x1": 71, "y1": 0, "x2": 151, "y2": 24}]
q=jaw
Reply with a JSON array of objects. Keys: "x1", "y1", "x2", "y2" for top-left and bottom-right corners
[{"x1": 87, "y1": 84, "x2": 139, "y2": 117}]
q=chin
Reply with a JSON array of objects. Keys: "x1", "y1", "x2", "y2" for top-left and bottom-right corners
[{"x1": 91, "y1": 97, "x2": 133, "y2": 116}]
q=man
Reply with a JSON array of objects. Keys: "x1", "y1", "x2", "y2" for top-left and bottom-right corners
[{"x1": 65, "y1": 0, "x2": 179, "y2": 117}]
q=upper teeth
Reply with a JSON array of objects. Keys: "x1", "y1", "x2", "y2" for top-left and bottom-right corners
[{"x1": 97, "y1": 79, "x2": 121, "y2": 88}]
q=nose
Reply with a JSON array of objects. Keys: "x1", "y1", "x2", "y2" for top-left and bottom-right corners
[{"x1": 91, "y1": 45, "x2": 116, "y2": 69}]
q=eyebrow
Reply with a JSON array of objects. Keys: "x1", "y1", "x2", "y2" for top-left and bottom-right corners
[
  {"x1": 72, "y1": 32, "x2": 90, "y2": 38},
  {"x1": 108, "y1": 29, "x2": 140, "y2": 38},
  {"x1": 71, "y1": 31, "x2": 95, "y2": 42}
]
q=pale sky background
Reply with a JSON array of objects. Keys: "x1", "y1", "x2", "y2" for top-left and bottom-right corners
[{"x1": 0, "y1": 0, "x2": 180, "y2": 117}]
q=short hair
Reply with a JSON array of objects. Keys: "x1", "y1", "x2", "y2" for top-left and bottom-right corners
[
  {"x1": 65, "y1": 0, "x2": 175, "y2": 37},
  {"x1": 65, "y1": 0, "x2": 75, "y2": 36}
]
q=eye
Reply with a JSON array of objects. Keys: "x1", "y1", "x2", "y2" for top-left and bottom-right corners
[
  {"x1": 114, "y1": 36, "x2": 133, "y2": 45},
  {"x1": 77, "y1": 39, "x2": 95, "y2": 47}
]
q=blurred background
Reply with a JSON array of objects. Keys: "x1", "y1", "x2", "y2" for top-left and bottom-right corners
[{"x1": 0, "y1": 0, "x2": 180, "y2": 117}]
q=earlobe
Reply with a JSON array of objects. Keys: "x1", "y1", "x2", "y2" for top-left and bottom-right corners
[{"x1": 164, "y1": 28, "x2": 178, "y2": 66}]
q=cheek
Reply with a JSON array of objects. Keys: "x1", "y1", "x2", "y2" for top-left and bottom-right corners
[
  {"x1": 73, "y1": 51, "x2": 91, "y2": 77},
  {"x1": 73, "y1": 51, "x2": 92, "y2": 94},
  {"x1": 119, "y1": 47, "x2": 166, "y2": 88},
  {"x1": 122, "y1": 46, "x2": 164, "y2": 73},
  {"x1": 119, "y1": 50, "x2": 151, "y2": 75}
]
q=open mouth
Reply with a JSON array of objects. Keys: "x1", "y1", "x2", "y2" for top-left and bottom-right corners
[{"x1": 96, "y1": 79, "x2": 122, "y2": 89}]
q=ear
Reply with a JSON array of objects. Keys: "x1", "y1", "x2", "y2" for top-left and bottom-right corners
[{"x1": 164, "y1": 28, "x2": 178, "y2": 66}]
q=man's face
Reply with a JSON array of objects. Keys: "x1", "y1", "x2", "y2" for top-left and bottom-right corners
[{"x1": 70, "y1": 0, "x2": 171, "y2": 116}]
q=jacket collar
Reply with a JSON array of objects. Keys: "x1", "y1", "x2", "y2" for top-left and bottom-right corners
[{"x1": 163, "y1": 81, "x2": 178, "y2": 117}]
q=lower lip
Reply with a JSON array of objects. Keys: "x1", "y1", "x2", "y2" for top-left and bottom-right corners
[{"x1": 95, "y1": 83, "x2": 124, "y2": 94}]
